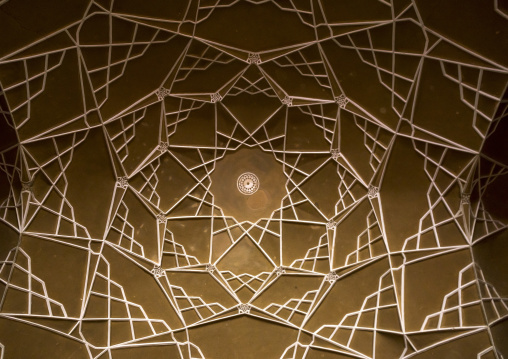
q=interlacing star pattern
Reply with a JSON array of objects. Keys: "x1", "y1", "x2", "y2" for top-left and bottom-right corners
[{"x1": 0, "y1": 0, "x2": 507, "y2": 358}]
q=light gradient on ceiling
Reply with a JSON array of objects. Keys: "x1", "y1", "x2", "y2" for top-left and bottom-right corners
[{"x1": 0, "y1": 0, "x2": 507, "y2": 358}]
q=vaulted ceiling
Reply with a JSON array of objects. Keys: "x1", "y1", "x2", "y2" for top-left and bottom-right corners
[{"x1": 0, "y1": 0, "x2": 507, "y2": 358}]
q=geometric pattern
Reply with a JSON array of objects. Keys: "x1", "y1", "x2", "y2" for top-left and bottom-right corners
[{"x1": 0, "y1": 1, "x2": 507, "y2": 358}]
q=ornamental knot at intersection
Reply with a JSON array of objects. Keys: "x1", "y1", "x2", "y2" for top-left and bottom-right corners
[
  {"x1": 155, "y1": 87, "x2": 170, "y2": 101},
  {"x1": 336, "y1": 94, "x2": 349, "y2": 109},
  {"x1": 238, "y1": 304, "x2": 252, "y2": 314},
  {"x1": 247, "y1": 53, "x2": 262, "y2": 64},
  {"x1": 158, "y1": 141, "x2": 169, "y2": 153},
  {"x1": 116, "y1": 176, "x2": 128, "y2": 189},
  {"x1": 461, "y1": 192, "x2": 471, "y2": 205},
  {"x1": 325, "y1": 271, "x2": 339, "y2": 284},
  {"x1": 210, "y1": 93, "x2": 222, "y2": 103},
  {"x1": 151, "y1": 266, "x2": 165, "y2": 278},
  {"x1": 282, "y1": 95, "x2": 293, "y2": 106},
  {"x1": 21, "y1": 181, "x2": 33, "y2": 193},
  {"x1": 157, "y1": 213, "x2": 167, "y2": 224},
  {"x1": 368, "y1": 185, "x2": 379, "y2": 199},
  {"x1": 206, "y1": 264, "x2": 216, "y2": 273}
]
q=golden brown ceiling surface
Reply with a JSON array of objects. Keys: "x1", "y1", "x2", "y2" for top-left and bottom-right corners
[{"x1": 0, "y1": 0, "x2": 508, "y2": 358}]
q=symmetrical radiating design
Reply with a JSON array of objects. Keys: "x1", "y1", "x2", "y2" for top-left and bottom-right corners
[
  {"x1": 237, "y1": 172, "x2": 260, "y2": 195},
  {"x1": 0, "y1": 0, "x2": 507, "y2": 358}
]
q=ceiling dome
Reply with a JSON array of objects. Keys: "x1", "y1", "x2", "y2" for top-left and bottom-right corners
[{"x1": 0, "y1": 0, "x2": 507, "y2": 358}]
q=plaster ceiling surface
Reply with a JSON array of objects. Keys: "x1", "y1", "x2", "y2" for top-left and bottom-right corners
[{"x1": 0, "y1": 0, "x2": 508, "y2": 358}]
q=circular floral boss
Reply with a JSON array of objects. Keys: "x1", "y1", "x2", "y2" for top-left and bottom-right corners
[{"x1": 237, "y1": 172, "x2": 260, "y2": 195}]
